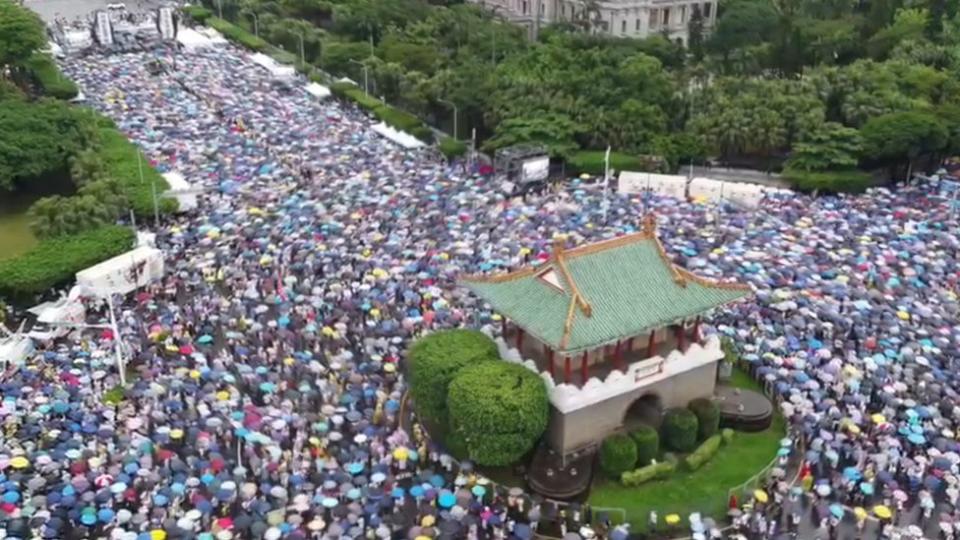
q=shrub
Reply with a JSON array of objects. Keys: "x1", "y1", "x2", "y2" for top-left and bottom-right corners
[
  {"x1": 721, "y1": 428, "x2": 735, "y2": 445},
  {"x1": 0, "y1": 226, "x2": 135, "y2": 299},
  {"x1": 620, "y1": 461, "x2": 675, "y2": 487},
  {"x1": 408, "y1": 329, "x2": 499, "y2": 427},
  {"x1": 782, "y1": 167, "x2": 873, "y2": 194},
  {"x1": 207, "y1": 17, "x2": 268, "y2": 51},
  {"x1": 683, "y1": 434, "x2": 723, "y2": 471},
  {"x1": 96, "y1": 127, "x2": 177, "y2": 218},
  {"x1": 662, "y1": 408, "x2": 699, "y2": 453},
  {"x1": 329, "y1": 81, "x2": 356, "y2": 99},
  {"x1": 268, "y1": 48, "x2": 299, "y2": 66},
  {"x1": 688, "y1": 398, "x2": 721, "y2": 441},
  {"x1": 567, "y1": 151, "x2": 659, "y2": 176},
  {"x1": 410, "y1": 126, "x2": 434, "y2": 144},
  {"x1": 447, "y1": 361, "x2": 549, "y2": 466},
  {"x1": 26, "y1": 54, "x2": 78, "y2": 100},
  {"x1": 373, "y1": 105, "x2": 422, "y2": 132},
  {"x1": 181, "y1": 5, "x2": 213, "y2": 24},
  {"x1": 630, "y1": 425, "x2": 660, "y2": 467},
  {"x1": 344, "y1": 87, "x2": 382, "y2": 112},
  {"x1": 600, "y1": 434, "x2": 638, "y2": 479},
  {"x1": 439, "y1": 137, "x2": 468, "y2": 160}
]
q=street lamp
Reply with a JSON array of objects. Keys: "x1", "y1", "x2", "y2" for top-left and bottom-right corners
[
  {"x1": 296, "y1": 32, "x2": 306, "y2": 65},
  {"x1": 248, "y1": 12, "x2": 259, "y2": 37},
  {"x1": 438, "y1": 98, "x2": 458, "y2": 140},
  {"x1": 348, "y1": 59, "x2": 370, "y2": 96},
  {"x1": 216, "y1": 0, "x2": 222, "y2": 19}
]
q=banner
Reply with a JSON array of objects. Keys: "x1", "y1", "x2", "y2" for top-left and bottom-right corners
[
  {"x1": 521, "y1": 156, "x2": 549, "y2": 183},
  {"x1": 95, "y1": 11, "x2": 114, "y2": 46},
  {"x1": 158, "y1": 7, "x2": 176, "y2": 40}
]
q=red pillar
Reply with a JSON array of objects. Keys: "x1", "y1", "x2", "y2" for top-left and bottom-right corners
[
  {"x1": 546, "y1": 348, "x2": 555, "y2": 379},
  {"x1": 677, "y1": 323, "x2": 687, "y2": 352},
  {"x1": 515, "y1": 327, "x2": 524, "y2": 350},
  {"x1": 501, "y1": 317, "x2": 507, "y2": 337},
  {"x1": 580, "y1": 351, "x2": 589, "y2": 383},
  {"x1": 647, "y1": 331, "x2": 656, "y2": 358},
  {"x1": 694, "y1": 316, "x2": 702, "y2": 344},
  {"x1": 613, "y1": 340, "x2": 623, "y2": 372},
  {"x1": 564, "y1": 356, "x2": 572, "y2": 384}
]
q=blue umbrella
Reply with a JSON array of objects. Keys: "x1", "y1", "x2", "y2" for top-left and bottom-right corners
[
  {"x1": 471, "y1": 485, "x2": 486, "y2": 498},
  {"x1": 908, "y1": 433, "x2": 926, "y2": 445},
  {"x1": 346, "y1": 462, "x2": 364, "y2": 475},
  {"x1": 438, "y1": 491, "x2": 456, "y2": 509},
  {"x1": 829, "y1": 504, "x2": 844, "y2": 518},
  {"x1": 843, "y1": 467, "x2": 862, "y2": 481},
  {"x1": 429, "y1": 475, "x2": 445, "y2": 488},
  {"x1": 197, "y1": 335, "x2": 213, "y2": 344},
  {"x1": 410, "y1": 485, "x2": 425, "y2": 498},
  {"x1": 391, "y1": 487, "x2": 405, "y2": 499},
  {"x1": 860, "y1": 482, "x2": 874, "y2": 495}
]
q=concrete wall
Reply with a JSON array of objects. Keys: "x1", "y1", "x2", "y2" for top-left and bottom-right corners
[{"x1": 547, "y1": 361, "x2": 718, "y2": 455}]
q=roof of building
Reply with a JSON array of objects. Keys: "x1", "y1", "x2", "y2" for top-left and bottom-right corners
[{"x1": 460, "y1": 215, "x2": 751, "y2": 354}]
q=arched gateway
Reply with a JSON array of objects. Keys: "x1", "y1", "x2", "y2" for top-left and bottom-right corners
[{"x1": 460, "y1": 214, "x2": 752, "y2": 459}]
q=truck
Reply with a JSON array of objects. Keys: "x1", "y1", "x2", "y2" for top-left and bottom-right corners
[{"x1": 75, "y1": 246, "x2": 165, "y2": 297}]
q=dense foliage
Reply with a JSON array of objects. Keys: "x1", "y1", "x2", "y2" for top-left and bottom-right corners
[
  {"x1": 25, "y1": 54, "x2": 79, "y2": 100},
  {"x1": 630, "y1": 425, "x2": 660, "y2": 467},
  {"x1": 688, "y1": 398, "x2": 721, "y2": 441},
  {"x1": 683, "y1": 434, "x2": 723, "y2": 471},
  {"x1": 600, "y1": 434, "x2": 639, "y2": 479},
  {"x1": 408, "y1": 329, "x2": 499, "y2": 427},
  {"x1": 447, "y1": 361, "x2": 549, "y2": 466},
  {"x1": 620, "y1": 461, "x2": 675, "y2": 487},
  {"x1": 662, "y1": 408, "x2": 699, "y2": 453},
  {"x1": 194, "y1": 0, "x2": 960, "y2": 189},
  {"x1": 0, "y1": 226, "x2": 135, "y2": 299}
]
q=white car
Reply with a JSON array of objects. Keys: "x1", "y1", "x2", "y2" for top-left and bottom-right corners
[{"x1": 107, "y1": 3, "x2": 127, "y2": 10}]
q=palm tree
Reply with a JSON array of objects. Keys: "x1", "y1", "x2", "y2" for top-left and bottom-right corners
[{"x1": 28, "y1": 196, "x2": 70, "y2": 238}]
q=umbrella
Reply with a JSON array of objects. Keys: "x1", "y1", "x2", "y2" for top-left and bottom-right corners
[
  {"x1": 873, "y1": 505, "x2": 892, "y2": 519},
  {"x1": 753, "y1": 490, "x2": 768, "y2": 503},
  {"x1": 829, "y1": 504, "x2": 844, "y2": 519}
]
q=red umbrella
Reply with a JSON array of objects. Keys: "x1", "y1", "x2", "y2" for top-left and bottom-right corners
[{"x1": 101, "y1": 329, "x2": 115, "y2": 340}]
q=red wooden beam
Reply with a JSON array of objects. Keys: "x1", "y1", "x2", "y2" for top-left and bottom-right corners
[
  {"x1": 613, "y1": 340, "x2": 623, "y2": 372},
  {"x1": 580, "y1": 350, "x2": 589, "y2": 383},
  {"x1": 564, "y1": 356, "x2": 571, "y2": 384},
  {"x1": 693, "y1": 316, "x2": 702, "y2": 344},
  {"x1": 677, "y1": 323, "x2": 687, "y2": 352},
  {"x1": 515, "y1": 327, "x2": 524, "y2": 350},
  {"x1": 546, "y1": 348, "x2": 555, "y2": 378},
  {"x1": 501, "y1": 317, "x2": 507, "y2": 337},
  {"x1": 647, "y1": 331, "x2": 656, "y2": 358}
]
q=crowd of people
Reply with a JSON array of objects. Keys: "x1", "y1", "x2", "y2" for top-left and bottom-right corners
[{"x1": 1, "y1": 12, "x2": 960, "y2": 540}]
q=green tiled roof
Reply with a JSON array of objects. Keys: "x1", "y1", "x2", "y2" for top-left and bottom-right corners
[{"x1": 461, "y1": 233, "x2": 750, "y2": 354}]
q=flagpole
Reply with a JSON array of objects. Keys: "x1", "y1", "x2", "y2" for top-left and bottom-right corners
[{"x1": 601, "y1": 146, "x2": 611, "y2": 224}]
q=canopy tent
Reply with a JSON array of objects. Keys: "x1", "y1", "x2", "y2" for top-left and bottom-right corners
[
  {"x1": 689, "y1": 177, "x2": 789, "y2": 209},
  {"x1": 371, "y1": 122, "x2": 425, "y2": 150},
  {"x1": 176, "y1": 27, "x2": 217, "y2": 52},
  {"x1": 250, "y1": 53, "x2": 296, "y2": 81},
  {"x1": 0, "y1": 336, "x2": 33, "y2": 366},
  {"x1": 196, "y1": 27, "x2": 229, "y2": 46},
  {"x1": 461, "y1": 216, "x2": 751, "y2": 353},
  {"x1": 76, "y1": 246, "x2": 164, "y2": 297},
  {"x1": 305, "y1": 82, "x2": 331, "y2": 100},
  {"x1": 162, "y1": 171, "x2": 198, "y2": 211},
  {"x1": 62, "y1": 29, "x2": 94, "y2": 52}
]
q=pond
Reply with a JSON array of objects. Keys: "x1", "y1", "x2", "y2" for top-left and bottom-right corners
[{"x1": 0, "y1": 195, "x2": 39, "y2": 261}]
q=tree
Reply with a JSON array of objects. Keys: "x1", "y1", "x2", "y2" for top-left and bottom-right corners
[
  {"x1": 599, "y1": 434, "x2": 638, "y2": 478},
  {"x1": 485, "y1": 113, "x2": 582, "y2": 158},
  {"x1": 860, "y1": 110, "x2": 948, "y2": 177},
  {"x1": 447, "y1": 361, "x2": 549, "y2": 466},
  {"x1": 868, "y1": 8, "x2": 929, "y2": 58},
  {"x1": 705, "y1": 0, "x2": 780, "y2": 73},
  {"x1": 786, "y1": 122, "x2": 862, "y2": 171},
  {"x1": 408, "y1": 329, "x2": 499, "y2": 428},
  {"x1": 0, "y1": 1, "x2": 46, "y2": 71},
  {"x1": 688, "y1": 5, "x2": 706, "y2": 61}
]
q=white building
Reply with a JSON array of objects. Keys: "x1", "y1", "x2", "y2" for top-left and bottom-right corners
[{"x1": 473, "y1": 0, "x2": 717, "y2": 45}]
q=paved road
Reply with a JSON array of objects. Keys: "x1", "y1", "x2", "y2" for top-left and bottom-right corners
[{"x1": 25, "y1": 0, "x2": 168, "y2": 22}]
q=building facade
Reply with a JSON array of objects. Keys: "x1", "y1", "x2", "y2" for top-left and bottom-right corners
[{"x1": 472, "y1": 0, "x2": 717, "y2": 44}]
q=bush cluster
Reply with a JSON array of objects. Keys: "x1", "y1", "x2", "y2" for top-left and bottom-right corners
[
  {"x1": 207, "y1": 17, "x2": 268, "y2": 51},
  {"x1": 630, "y1": 425, "x2": 660, "y2": 467},
  {"x1": 662, "y1": 408, "x2": 699, "y2": 453},
  {"x1": 688, "y1": 398, "x2": 721, "y2": 441},
  {"x1": 328, "y1": 82, "x2": 434, "y2": 143},
  {"x1": 0, "y1": 226, "x2": 135, "y2": 299},
  {"x1": 782, "y1": 167, "x2": 874, "y2": 194},
  {"x1": 26, "y1": 54, "x2": 78, "y2": 100},
  {"x1": 567, "y1": 151, "x2": 659, "y2": 176},
  {"x1": 683, "y1": 434, "x2": 723, "y2": 471},
  {"x1": 96, "y1": 127, "x2": 177, "y2": 218},
  {"x1": 722, "y1": 428, "x2": 735, "y2": 444},
  {"x1": 439, "y1": 137, "x2": 468, "y2": 160},
  {"x1": 620, "y1": 461, "x2": 675, "y2": 487},
  {"x1": 599, "y1": 434, "x2": 638, "y2": 479},
  {"x1": 181, "y1": 5, "x2": 213, "y2": 23}
]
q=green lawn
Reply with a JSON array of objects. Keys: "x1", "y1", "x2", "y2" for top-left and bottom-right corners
[
  {"x1": 0, "y1": 196, "x2": 38, "y2": 262},
  {"x1": 589, "y1": 369, "x2": 784, "y2": 530}
]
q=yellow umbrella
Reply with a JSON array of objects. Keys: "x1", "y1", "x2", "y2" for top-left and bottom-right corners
[
  {"x1": 216, "y1": 391, "x2": 230, "y2": 401},
  {"x1": 897, "y1": 311, "x2": 910, "y2": 320},
  {"x1": 753, "y1": 489, "x2": 769, "y2": 503},
  {"x1": 151, "y1": 531, "x2": 167, "y2": 540},
  {"x1": 664, "y1": 514, "x2": 681, "y2": 525},
  {"x1": 170, "y1": 429, "x2": 184, "y2": 440},
  {"x1": 189, "y1": 370, "x2": 201, "y2": 379},
  {"x1": 383, "y1": 363, "x2": 396, "y2": 373},
  {"x1": 10, "y1": 457, "x2": 29, "y2": 469},
  {"x1": 248, "y1": 207, "x2": 265, "y2": 216},
  {"x1": 854, "y1": 507, "x2": 867, "y2": 520},
  {"x1": 847, "y1": 424, "x2": 861, "y2": 435},
  {"x1": 415, "y1": 537, "x2": 431, "y2": 540},
  {"x1": 873, "y1": 505, "x2": 892, "y2": 519},
  {"x1": 871, "y1": 413, "x2": 887, "y2": 424},
  {"x1": 421, "y1": 515, "x2": 436, "y2": 527},
  {"x1": 165, "y1": 344, "x2": 179, "y2": 353},
  {"x1": 393, "y1": 447, "x2": 409, "y2": 461},
  {"x1": 370, "y1": 308, "x2": 381, "y2": 318}
]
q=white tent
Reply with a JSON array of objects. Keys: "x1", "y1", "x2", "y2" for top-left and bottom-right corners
[
  {"x1": 197, "y1": 27, "x2": 229, "y2": 45},
  {"x1": 176, "y1": 27, "x2": 216, "y2": 52},
  {"x1": 0, "y1": 336, "x2": 33, "y2": 366},
  {"x1": 371, "y1": 122, "x2": 425, "y2": 149},
  {"x1": 689, "y1": 176, "x2": 788, "y2": 208},
  {"x1": 618, "y1": 172, "x2": 687, "y2": 199},
  {"x1": 162, "y1": 171, "x2": 198, "y2": 211},
  {"x1": 250, "y1": 53, "x2": 296, "y2": 80},
  {"x1": 76, "y1": 246, "x2": 164, "y2": 297},
  {"x1": 305, "y1": 82, "x2": 331, "y2": 99}
]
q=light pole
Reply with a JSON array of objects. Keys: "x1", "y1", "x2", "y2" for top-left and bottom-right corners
[
  {"x1": 216, "y1": 0, "x2": 222, "y2": 19},
  {"x1": 488, "y1": 4, "x2": 503, "y2": 64},
  {"x1": 439, "y1": 98, "x2": 458, "y2": 140},
  {"x1": 349, "y1": 59, "x2": 369, "y2": 96},
  {"x1": 297, "y1": 32, "x2": 306, "y2": 65},
  {"x1": 248, "y1": 12, "x2": 259, "y2": 37}
]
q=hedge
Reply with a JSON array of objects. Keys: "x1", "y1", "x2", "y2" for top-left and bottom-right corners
[
  {"x1": 620, "y1": 461, "x2": 676, "y2": 487},
  {"x1": 26, "y1": 54, "x2": 78, "y2": 100},
  {"x1": 567, "y1": 151, "x2": 656, "y2": 176},
  {"x1": 207, "y1": 17, "x2": 268, "y2": 51},
  {"x1": 721, "y1": 428, "x2": 735, "y2": 445},
  {"x1": 97, "y1": 127, "x2": 178, "y2": 218},
  {"x1": 662, "y1": 408, "x2": 699, "y2": 453},
  {"x1": 328, "y1": 83, "x2": 435, "y2": 143},
  {"x1": 0, "y1": 226, "x2": 135, "y2": 299},
  {"x1": 688, "y1": 398, "x2": 720, "y2": 441},
  {"x1": 439, "y1": 137, "x2": 468, "y2": 160},
  {"x1": 782, "y1": 167, "x2": 874, "y2": 194},
  {"x1": 181, "y1": 5, "x2": 213, "y2": 24},
  {"x1": 683, "y1": 434, "x2": 723, "y2": 471},
  {"x1": 630, "y1": 425, "x2": 660, "y2": 467},
  {"x1": 447, "y1": 361, "x2": 549, "y2": 466},
  {"x1": 600, "y1": 434, "x2": 638, "y2": 479},
  {"x1": 408, "y1": 329, "x2": 499, "y2": 427}
]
